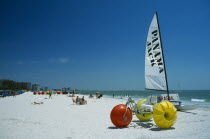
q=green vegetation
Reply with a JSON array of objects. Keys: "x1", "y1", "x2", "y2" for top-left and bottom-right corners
[{"x1": 0, "y1": 80, "x2": 29, "y2": 91}]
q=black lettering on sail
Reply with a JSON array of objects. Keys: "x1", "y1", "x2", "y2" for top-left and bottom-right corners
[
  {"x1": 150, "y1": 59, "x2": 155, "y2": 63},
  {"x1": 152, "y1": 30, "x2": 158, "y2": 36},
  {"x1": 159, "y1": 67, "x2": 164, "y2": 73},
  {"x1": 158, "y1": 62, "x2": 163, "y2": 66},
  {"x1": 154, "y1": 52, "x2": 161, "y2": 57},
  {"x1": 148, "y1": 48, "x2": 152, "y2": 53},
  {"x1": 157, "y1": 58, "x2": 162, "y2": 62},
  {"x1": 150, "y1": 59, "x2": 156, "y2": 66},
  {"x1": 152, "y1": 37, "x2": 158, "y2": 43},
  {"x1": 147, "y1": 42, "x2": 151, "y2": 46},
  {"x1": 148, "y1": 52, "x2": 153, "y2": 56},
  {"x1": 153, "y1": 43, "x2": 159, "y2": 50}
]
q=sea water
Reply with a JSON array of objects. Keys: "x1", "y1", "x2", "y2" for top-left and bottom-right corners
[{"x1": 80, "y1": 90, "x2": 210, "y2": 107}]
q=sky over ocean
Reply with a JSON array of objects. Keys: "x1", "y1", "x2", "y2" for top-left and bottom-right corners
[{"x1": 0, "y1": 0, "x2": 210, "y2": 90}]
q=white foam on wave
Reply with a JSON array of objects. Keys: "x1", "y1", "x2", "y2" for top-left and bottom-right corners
[{"x1": 191, "y1": 98, "x2": 205, "y2": 102}]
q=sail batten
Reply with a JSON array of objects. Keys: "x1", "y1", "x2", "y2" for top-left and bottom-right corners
[{"x1": 145, "y1": 13, "x2": 168, "y2": 91}]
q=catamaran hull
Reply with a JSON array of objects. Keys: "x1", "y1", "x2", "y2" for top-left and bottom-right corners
[{"x1": 175, "y1": 105, "x2": 199, "y2": 111}]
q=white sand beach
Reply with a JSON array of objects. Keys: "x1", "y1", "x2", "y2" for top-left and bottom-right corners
[{"x1": 1, "y1": 92, "x2": 210, "y2": 139}]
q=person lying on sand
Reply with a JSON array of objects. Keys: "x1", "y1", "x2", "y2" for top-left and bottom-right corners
[
  {"x1": 69, "y1": 94, "x2": 75, "y2": 97},
  {"x1": 89, "y1": 93, "x2": 94, "y2": 98},
  {"x1": 31, "y1": 102, "x2": 44, "y2": 105}
]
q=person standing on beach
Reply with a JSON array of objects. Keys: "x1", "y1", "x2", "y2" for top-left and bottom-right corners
[
  {"x1": 113, "y1": 94, "x2": 114, "y2": 98},
  {"x1": 49, "y1": 92, "x2": 52, "y2": 99}
]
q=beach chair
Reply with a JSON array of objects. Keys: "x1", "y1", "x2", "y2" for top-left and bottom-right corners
[
  {"x1": 97, "y1": 94, "x2": 103, "y2": 99},
  {"x1": 89, "y1": 94, "x2": 94, "y2": 98},
  {"x1": 72, "y1": 98, "x2": 76, "y2": 103}
]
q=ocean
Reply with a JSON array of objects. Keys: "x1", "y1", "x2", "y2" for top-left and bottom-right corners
[{"x1": 79, "y1": 90, "x2": 210, "y2": 107}]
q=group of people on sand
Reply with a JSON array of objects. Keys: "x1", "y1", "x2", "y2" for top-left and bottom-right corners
[
  {"x1": 73, "y1": 96, "x2": 87, "y2": 105},
  {"x1": 89, "y1": 93, "x2": 103, "y2": 99}
]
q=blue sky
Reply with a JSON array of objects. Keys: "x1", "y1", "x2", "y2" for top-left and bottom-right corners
[{"x1": 0, "y1": 0, "x2": 210, "y2": 90}]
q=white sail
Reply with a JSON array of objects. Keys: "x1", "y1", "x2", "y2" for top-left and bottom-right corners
[{"x1": 145, "y1": 13, "x2": 167, "y2": 91}]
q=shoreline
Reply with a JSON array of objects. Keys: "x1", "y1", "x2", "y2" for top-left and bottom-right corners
[{"x1": 0, "y1": 92, "x2": 210, "y2": 138}]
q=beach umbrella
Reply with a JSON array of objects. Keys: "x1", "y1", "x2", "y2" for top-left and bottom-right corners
[{"x1": 57, "y1": 91, "x2": 61, "y2": 94}]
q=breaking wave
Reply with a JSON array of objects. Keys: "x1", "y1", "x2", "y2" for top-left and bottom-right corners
[{"x1": 191, "y1": 99, "x2": 205, "y2": 102}]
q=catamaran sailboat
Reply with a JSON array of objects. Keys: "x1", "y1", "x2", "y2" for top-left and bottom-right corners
[
  {"x1": 145, "y1": 12, "x2": 180, "y2": 104},
  {"x1": 145, "y1": 12, "x2": 198, "y2": 111}
]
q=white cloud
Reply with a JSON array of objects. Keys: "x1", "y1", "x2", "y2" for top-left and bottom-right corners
[
  {"x1": 48, "y1": 57, "x2": 71, "y2": 64},
  {"x1": 16, "y1": 61, "x2": 24, "y2": 65},
  {"x1": 58, "y1": 58, "x2": 69, "y2": 63}
]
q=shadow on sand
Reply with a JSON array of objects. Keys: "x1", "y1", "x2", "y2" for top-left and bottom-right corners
[
  {"x1": 108, "y1": 120, "x2": 176, "y2": 131},
  {"x1": 134, "y1": 120, "x2": 176, "y2": 131},
  {"x1": 108, "y1": 126, "x2": 128, "y2": 129},
  {"x1": 132, "y1": 120, "x2": 154, "y2": 129},
  {"x1": 150, "y1": 127, "x2": 175, "y2": 131},
  {"x1": 179, "y1": 111, "x2": 198, "y2": 115}
]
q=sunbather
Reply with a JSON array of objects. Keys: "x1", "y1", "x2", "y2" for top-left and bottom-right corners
[
  {"x1": 81, "y1": 96, "x2": 87, "y2": 104},
  {"x1": 89, "y1": 93, "x2": 94, "y2": 98},
  {"x1": 31, "y1": 102, "x2": 44, "y2": 105},
  {"x1": 73, "y1": 96, "x2": 87, "y2": 105},
  {"x1": 76, "y1": 96, "x2": 79, "y2": 102}
]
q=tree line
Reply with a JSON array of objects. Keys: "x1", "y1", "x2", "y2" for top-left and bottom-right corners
[{"x1": 0, "y1": 80, "x2": 30, "y2": 91}]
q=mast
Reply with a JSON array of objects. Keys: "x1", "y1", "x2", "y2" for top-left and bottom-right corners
[{"x1": 155, "y1": 12, "x2": 170, "y2": 101}]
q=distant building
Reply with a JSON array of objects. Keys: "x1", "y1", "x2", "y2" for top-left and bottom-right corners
[
  {"x1": 25, "y1": 82, "x2": 32, "y2": 90},
  {"x1": 67, "y1": 87, "x2": 72, "y2": 91},
  {"x1": 62, "y1": 87, "x2": 72, "y2": 92},
  {"x1": 52, "y1": 89, "x2": 60, "y2": 91},
  {"x1": 44, "y1": 87, "x2": 49, "y2": 91},
  {"x1": 62, "y1": 88, "x2": 66, "y2": 92},
  {"x1": 40, "y1": 87, "x2": 44, "y2": 91},
  {"x1": 32, "y1": 84, "x2": 40, "y2": 91}
]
